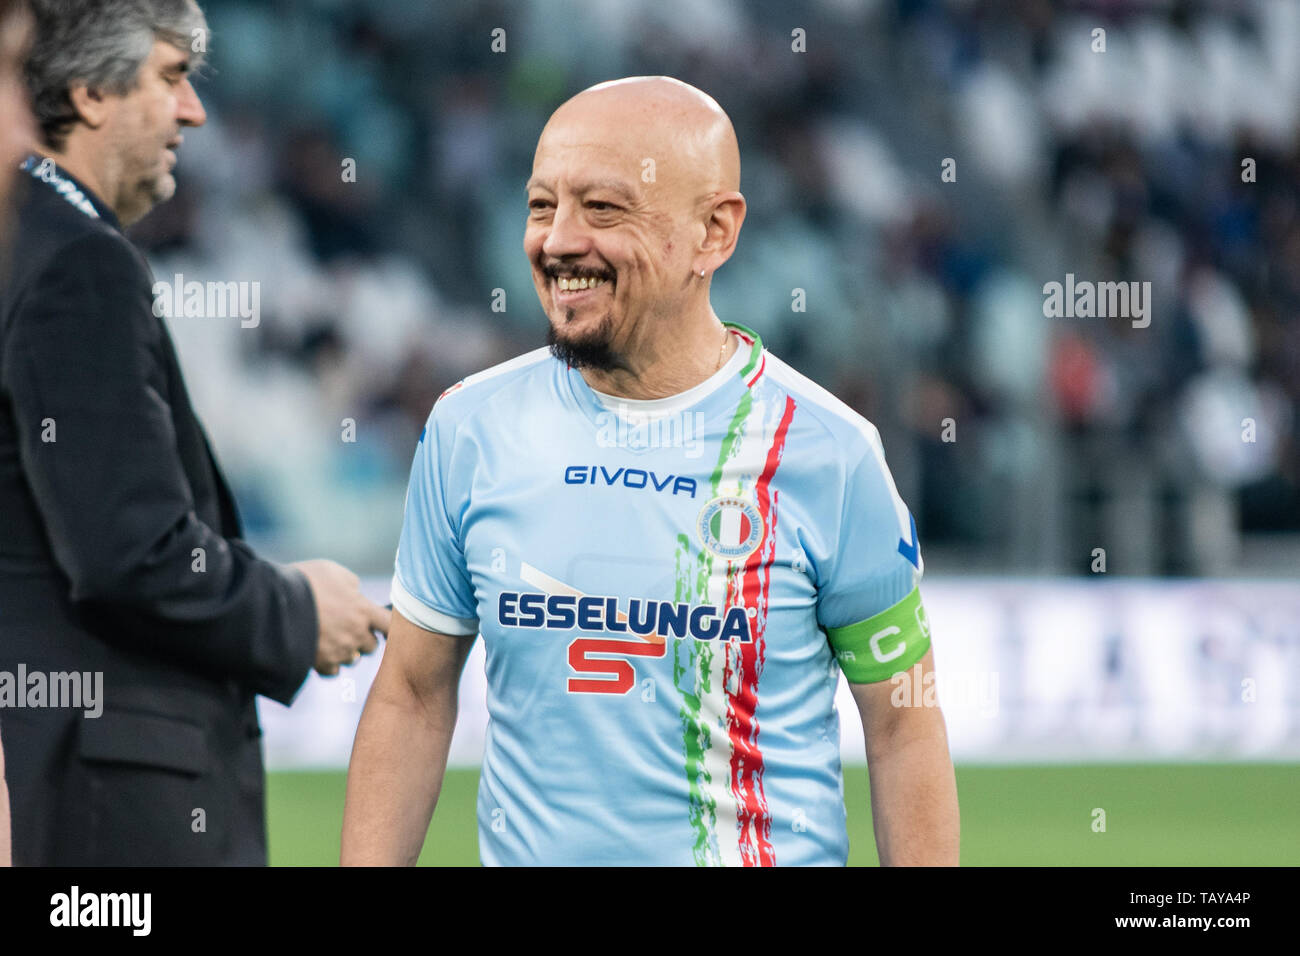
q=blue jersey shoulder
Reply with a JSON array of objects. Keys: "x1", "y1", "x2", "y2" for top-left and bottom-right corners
[
  {"x1": 760, "y1": 351, "x2": 886, "y2": 467},
  {"x1": 421, "y1": 346, "x2": 556, "y2": 440}
]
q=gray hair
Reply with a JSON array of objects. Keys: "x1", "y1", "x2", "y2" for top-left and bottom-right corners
[{"x1": 26, "y1": 0, "x2": 207, "y2": 150}]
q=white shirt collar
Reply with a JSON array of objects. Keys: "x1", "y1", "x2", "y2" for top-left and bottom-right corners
[{"x1": 589, "y1": 331, "x2": 748, "y2": 421}]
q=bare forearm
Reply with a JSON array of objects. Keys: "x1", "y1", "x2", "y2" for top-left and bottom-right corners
[
  {"x1": 866, "y1": 711, "x2": 960, "y2": 866},
  {"x1": 341, "y1": 686, "x2": 456, "y2": 865}
]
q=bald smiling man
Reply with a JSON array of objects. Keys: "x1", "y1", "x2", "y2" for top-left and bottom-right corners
[{"x1": 342, "y1": 77, "x2": 960, "y2": 867}]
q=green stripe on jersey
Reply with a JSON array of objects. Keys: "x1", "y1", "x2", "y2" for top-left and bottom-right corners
[
  {"x1": 723, "y1": 321, "x2": 763, "y2": 380},
  {"x1": 827, "y1": 586, "x2": 931, "y2": 683}
]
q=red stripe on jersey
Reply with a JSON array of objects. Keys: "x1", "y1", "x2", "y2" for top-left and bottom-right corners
[{"x1": 728, "y1": 393, "x2": 796, "y2": 866}]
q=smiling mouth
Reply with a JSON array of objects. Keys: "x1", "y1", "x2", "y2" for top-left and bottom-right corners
[{"x1": 551, "y1": 274, "x2": 613, "y2": 302}]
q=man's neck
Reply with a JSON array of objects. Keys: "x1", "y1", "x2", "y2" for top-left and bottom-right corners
[
  {"x1": 580, "y1": 305, "x2": 739, "y2": 400},
  {"x1": 34, "y1": 141, "x2": 113, "y2": 215}
]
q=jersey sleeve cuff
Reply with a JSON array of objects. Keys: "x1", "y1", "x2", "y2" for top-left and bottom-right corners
[
  {"x1": 826, "y1": 585, "x2": 931, "y2": 683},
  {"x1": 390, "y1": 574, "x2": 478, "y2": 636}
]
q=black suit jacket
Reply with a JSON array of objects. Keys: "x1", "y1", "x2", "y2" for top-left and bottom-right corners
[{"x1": 0, "y1": 160, "x2": 318, "y2": 865}]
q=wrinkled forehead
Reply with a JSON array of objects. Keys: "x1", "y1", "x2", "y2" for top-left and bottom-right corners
[{"x1": 530, "y1": 107, "x2": 696, "y2": 198}]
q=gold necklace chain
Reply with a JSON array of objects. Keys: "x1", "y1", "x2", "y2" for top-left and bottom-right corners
[{"x1": 716, "y1": 325, "x2": 730, "y2": 372}]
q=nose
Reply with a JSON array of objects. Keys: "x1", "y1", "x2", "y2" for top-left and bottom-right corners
[
  {"x1": 541, "y1": 198, "x2": 592, "y2": 261},
  {"x1": 177, "y1": 77, "x2": 207, "y2": 128}
]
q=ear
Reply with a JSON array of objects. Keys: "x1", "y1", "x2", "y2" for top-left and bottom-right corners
[
  {"x1": 697, "y1": 191, "x2": 747, "y2": 272},
  {"x1": 67, "y1": 81, "x2": 113, "y2": 130}
]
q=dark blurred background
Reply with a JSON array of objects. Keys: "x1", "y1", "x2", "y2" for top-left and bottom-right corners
[{"x1": 132, "y1": 0, "x2": 1300, "y2": 579}]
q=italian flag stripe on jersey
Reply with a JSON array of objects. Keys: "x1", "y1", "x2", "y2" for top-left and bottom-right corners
[
  {"x1": 672, "y1": 323, "x2": 791, "y2": 866},
  {"x1": 712, "y1": 508, "x2": 748, "y2": 547}
]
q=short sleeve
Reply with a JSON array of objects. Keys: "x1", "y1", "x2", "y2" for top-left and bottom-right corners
[
  {"x1": 391, "y1": 403, "x2": 478, "y2": 636},
  {"x1": 816, "y1": 431, "x2": 930, "y2": 683}
]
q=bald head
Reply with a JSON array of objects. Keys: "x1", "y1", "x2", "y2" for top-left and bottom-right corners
[{"x1": 539, "y1": 75, "x2": 740, "y2": 202}]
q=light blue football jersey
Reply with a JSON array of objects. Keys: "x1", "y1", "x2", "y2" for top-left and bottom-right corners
[{"x1": 391, "y1": 323, "x2": 930, "y2": 866}]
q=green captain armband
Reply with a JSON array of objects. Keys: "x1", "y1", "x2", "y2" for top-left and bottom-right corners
[{"x1": 826, "y1": 586, "x2": 932, "y2": 683}]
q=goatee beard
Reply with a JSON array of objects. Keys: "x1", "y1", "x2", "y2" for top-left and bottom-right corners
[{"x1": 547, "y1": 310, "x2": 623, "y2": 372}]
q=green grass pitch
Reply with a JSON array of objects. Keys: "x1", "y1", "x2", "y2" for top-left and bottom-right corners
[{"x1": 267, "y1": 763, "x2": 1300, "y2": 866}]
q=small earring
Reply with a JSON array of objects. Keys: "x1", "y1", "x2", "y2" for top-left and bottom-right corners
[{"x1": 698, "y1": 269, "x2": 706, "y2": 278}]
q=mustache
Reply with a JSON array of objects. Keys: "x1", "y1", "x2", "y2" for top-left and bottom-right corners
[{"x1": 541, "y1": 263, "x2": 614, "y2": 282}]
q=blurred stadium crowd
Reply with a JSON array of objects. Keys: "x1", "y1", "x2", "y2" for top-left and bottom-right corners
[{"x1": 131, "y1": 0, "x2": 1300, "y2": 577}]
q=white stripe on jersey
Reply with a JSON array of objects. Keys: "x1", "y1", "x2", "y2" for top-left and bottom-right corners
[
  {"x1": 519, "y1": 561, "x2": 582, "y2": 597},
  {"x1": 391, "y1": 573, "x2": 478, "y2": 635},
  {"x1": 719, "y1": 506, "x2": 741, "y2": 547},
  {"x1": 445, "y1": 346, "x2": 553, "y2": 397}
]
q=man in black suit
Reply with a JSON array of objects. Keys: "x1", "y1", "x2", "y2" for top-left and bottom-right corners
[{"x1": 0, "y1": 0, "x2": 390, "y2": 865}]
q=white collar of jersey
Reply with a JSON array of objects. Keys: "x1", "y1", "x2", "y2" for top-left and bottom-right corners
[{"x1": 590, "y1": 330, "x2": 748, "y2": 421}]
